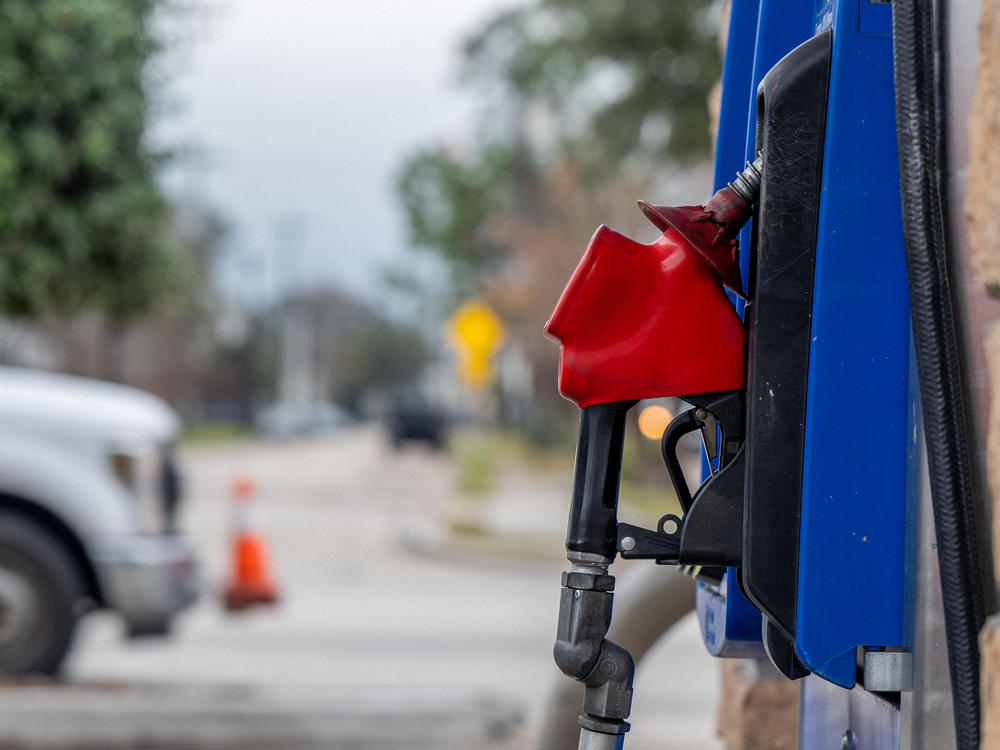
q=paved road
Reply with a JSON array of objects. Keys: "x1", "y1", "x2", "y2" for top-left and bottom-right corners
[{"x1": 56, "y1": 426, "x2": 724, "y2": 750}]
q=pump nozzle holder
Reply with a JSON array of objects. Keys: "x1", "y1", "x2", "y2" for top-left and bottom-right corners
[{"x1": 638, "y1": 157, "x2": 762, "y2": 298}]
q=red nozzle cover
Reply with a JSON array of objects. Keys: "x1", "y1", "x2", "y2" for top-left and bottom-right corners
[{"x1": 544, "y1": 226, "x2": 746, "y2": 408}]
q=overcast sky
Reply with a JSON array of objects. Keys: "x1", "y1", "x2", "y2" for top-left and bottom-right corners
[{"x1": 154, "y1": 0, "x2": 513, "y2": 308}]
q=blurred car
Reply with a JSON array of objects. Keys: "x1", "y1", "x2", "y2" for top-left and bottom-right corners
[
  {"x1": 385, "y1": 394, "x2": 448, "y2": 450},
  {"x1": 254, "y1": 399, "x2": 350, "y2": 438},
  {"x1": 0, "y1": 367, "x2": 197, "y2": 675}
]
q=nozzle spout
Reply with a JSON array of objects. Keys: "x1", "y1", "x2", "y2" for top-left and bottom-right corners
[{"x1": 727, "y1": 155, "x2": 764, "y2": 206}]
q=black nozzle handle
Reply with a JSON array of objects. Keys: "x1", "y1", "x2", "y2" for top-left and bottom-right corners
[{"x1": 566, "y1": 401, "x2": 634, "y2": 559}]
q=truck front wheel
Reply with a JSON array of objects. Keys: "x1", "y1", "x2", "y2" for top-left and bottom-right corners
[{"x1": 0, "y1": 512, "x2": 83, "y2": 675}]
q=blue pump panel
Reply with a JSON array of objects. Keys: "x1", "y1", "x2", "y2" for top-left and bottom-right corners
[
  {"x1": 793, "y1": 0, "x2": 911, "y2": 686},
  {"x1": 700, "y1": 0, "x2": 913, "y2": 688}
]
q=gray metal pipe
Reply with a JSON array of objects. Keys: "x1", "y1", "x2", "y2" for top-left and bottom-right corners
[{"x1": 577, "y1": 727, "x2": 626, "y2": 750}]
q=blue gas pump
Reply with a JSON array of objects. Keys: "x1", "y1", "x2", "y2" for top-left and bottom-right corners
[{"x1": 546, "y1": 1, "x2": 985, "y2": 748}]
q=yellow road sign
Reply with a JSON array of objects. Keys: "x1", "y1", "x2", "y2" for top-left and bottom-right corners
[{"x1": 447, "y1": 301, "x2": 507, "y2": 389}]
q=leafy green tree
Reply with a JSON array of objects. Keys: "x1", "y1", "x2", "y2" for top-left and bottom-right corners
[
  {"x1": 462, "y1": 0, "x2": 722, "y2": 165},
  {"x1": 397, "y1": 144, "x2": 518, "y2": 295},
  {"x1": 0, "y1": 0, "x2": 172, "y2": 318},
  {"x1": 397, "y1": 0, "x2": 721, "y2": 294}
]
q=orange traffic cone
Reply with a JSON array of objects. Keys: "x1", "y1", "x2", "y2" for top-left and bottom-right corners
[{"x1": 223, "y1": 473, "x2": 279, "y2": 611}]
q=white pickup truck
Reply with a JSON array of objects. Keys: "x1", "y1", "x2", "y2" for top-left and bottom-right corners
[{"x1": 0, "y1": 366, "x2": 197, "y2": 674}]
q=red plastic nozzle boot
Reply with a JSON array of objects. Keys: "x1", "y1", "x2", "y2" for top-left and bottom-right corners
[
  {"x1": 638, "y1": 187, "x2": 750, "y2": 299},
  {"x1": 544, "y1": 225, "x2": 746, "y2": 408}
]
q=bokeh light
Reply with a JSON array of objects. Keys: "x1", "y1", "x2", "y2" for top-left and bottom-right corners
[{"x1": 638, "y1": 404, "x2": 674, "y2": 440}]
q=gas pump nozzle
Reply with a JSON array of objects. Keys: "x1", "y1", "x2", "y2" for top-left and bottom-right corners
[
  {"x1": 553, "y1": 401, "x2": 635, "y2": 748},
  {"x1": 545, "y1": 160, "x2": 761, "y2": 747}
]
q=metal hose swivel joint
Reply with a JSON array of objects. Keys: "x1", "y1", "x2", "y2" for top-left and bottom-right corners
[{"x1": 554, "y1": 551, "x2": 635, "y2": 749}]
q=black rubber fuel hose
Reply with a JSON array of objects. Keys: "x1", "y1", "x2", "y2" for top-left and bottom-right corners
[{"x1": 892, "y1": 2, "x2": 986, "y2": 748}]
